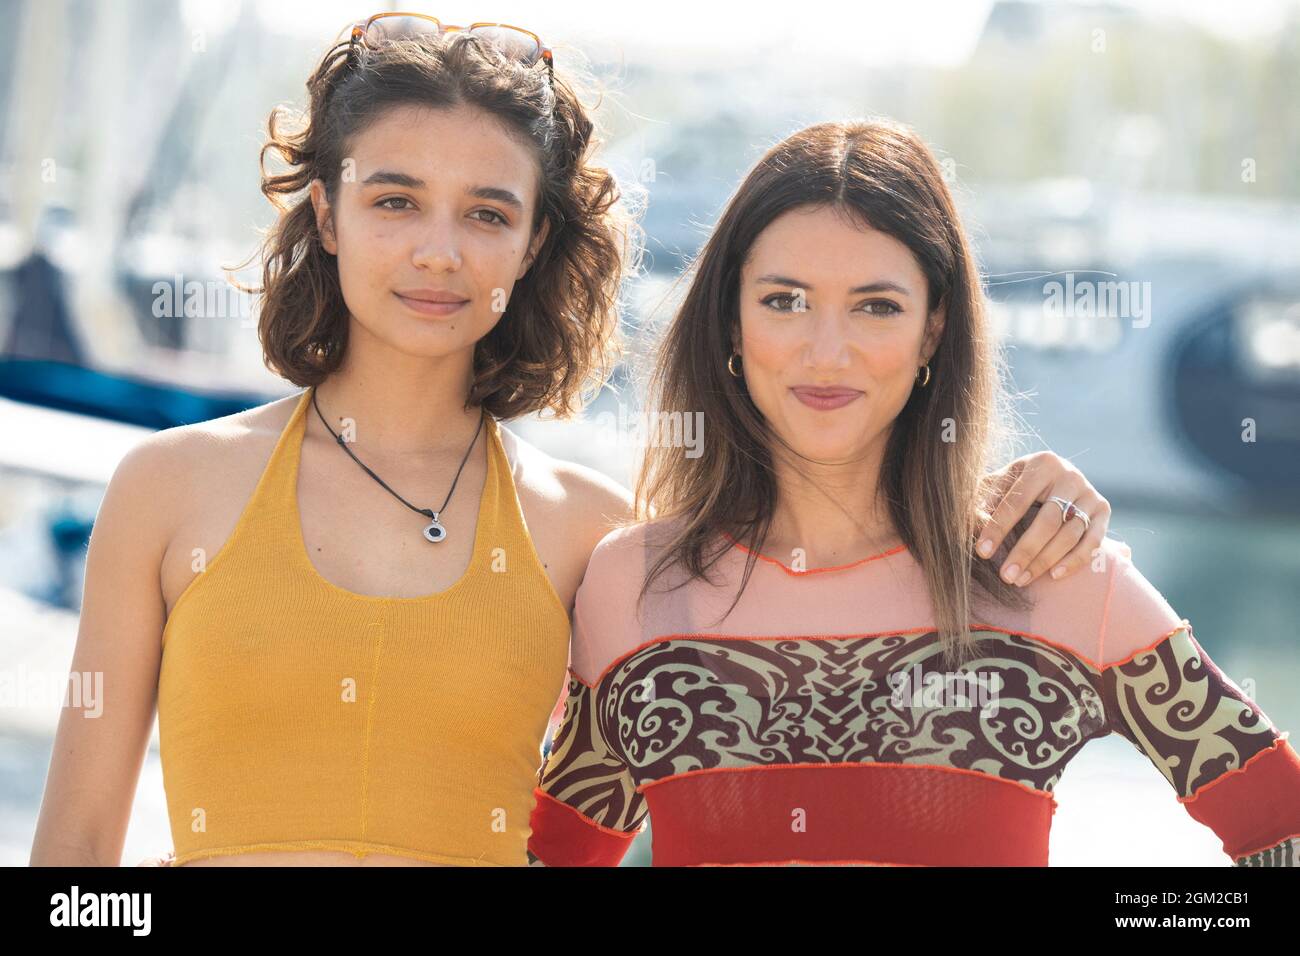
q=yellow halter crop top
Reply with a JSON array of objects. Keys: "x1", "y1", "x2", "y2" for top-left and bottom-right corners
[{"x1": 156, "y1": 387, "x2": 570, "y2": 866}]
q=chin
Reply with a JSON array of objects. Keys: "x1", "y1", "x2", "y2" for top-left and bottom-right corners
[
  {"x1": 374, "y1": 312, "x2": 495, "y2": 356},
  {"x1": 771, "y1": 423, "x2": 871, "y2": 463}
]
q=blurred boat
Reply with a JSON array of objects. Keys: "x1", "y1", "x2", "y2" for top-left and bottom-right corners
[{"x1": 978, "y1": 179, "x2": 1300, "y2": 513}]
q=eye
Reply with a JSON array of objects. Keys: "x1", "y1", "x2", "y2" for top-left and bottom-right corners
[
  {"x1": 761, "y1": 292, "x2": 802, "y2": 312},
  {"x1": 472, "y1": 208, "x2": 509, "y2": 226},
  {"x1": 858, "y1": 300, "x2": 902, "y2": 316},
  {"x1": 376, "y1": 196, "x2": 414, "y2": 211}
]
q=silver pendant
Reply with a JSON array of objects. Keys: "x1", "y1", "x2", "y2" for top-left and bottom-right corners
[{"x1": 423, "y1": 514, "x2": 447, "y2": 543}]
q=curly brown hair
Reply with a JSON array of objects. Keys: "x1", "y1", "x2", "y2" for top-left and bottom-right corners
[{"x1": 236, "y1": 29, "x2": 642, "y2": 420}]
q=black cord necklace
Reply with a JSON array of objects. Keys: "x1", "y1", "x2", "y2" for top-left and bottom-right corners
[{"x1": 310, "y1": 386, "x2": 485, "y2": 544}]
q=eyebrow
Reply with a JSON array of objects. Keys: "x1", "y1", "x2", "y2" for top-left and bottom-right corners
[
  {"x1": 755, "y1": 274, "x2": 913, "y2": 297},
  {"x1": 359, "y1": 171, "x2": 525, "y2": 211}
]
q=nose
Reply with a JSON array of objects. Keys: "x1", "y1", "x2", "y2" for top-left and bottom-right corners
[
  {"x1": 411, "y1": 213, "x2": 463, "y2": 272},
  {"x1": 801, "y1": 309, "x2": 851, "y2": 371}
]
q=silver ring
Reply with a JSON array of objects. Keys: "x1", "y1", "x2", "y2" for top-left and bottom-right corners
[{"x1": 1048, "y1": 495, "x2": 1090, "y2": 531}]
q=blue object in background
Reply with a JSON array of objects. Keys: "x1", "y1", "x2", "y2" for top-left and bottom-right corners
[{"x1": 0, "y1": 358, "x2": 274, "y2": 430}]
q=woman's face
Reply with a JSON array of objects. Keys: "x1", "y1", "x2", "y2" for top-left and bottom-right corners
[
  {"x1": 735, "y1": 204, "x2": 944, "y2": 466},
  {"x1": 310, "y1": 102, "x2": 548, "y2": 361}
]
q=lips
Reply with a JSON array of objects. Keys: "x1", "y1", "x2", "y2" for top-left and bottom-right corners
[
  {"x1": 395, "y1": 289, "x2": 469, "y2": 304},
  {"x1": 394, "y1": 290, "x2": 469, "y2": 316},
  {"x1": 790, "y1": 386, "x2": 863, "y2": 410}
]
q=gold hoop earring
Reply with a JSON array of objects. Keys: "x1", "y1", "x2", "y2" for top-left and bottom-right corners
[
  {"x1": 727, "y1": 352, "x2": 742, "y2": 378},
  {"x1": 916, "y1": 364, "x2": 931, "y2": 387}
]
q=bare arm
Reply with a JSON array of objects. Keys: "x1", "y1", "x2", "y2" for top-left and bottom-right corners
[
  {"x1": 29, "y1": 436, "x2": 178, "y2": 866},
  {"x1": 544, "y1": 456, "x2": 636, "y2": 609}
]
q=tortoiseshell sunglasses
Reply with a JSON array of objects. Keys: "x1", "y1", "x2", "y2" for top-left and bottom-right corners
[{"x1": 349, "y1": 12, "x2": 554, "y2": 85}]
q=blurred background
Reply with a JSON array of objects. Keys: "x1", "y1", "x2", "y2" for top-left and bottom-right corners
[{"x1": 1, "y1": 0, "x2": 1298, "y2": 866}]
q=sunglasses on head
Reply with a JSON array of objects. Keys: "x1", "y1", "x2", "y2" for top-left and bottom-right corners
[{"x1": 348, "y1": 12, "x2": 554, "y2": 86}]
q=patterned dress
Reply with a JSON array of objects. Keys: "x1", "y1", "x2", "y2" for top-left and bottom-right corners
[{"x1": 528, "y1": 520, "x2": 1300, "y2": 866}]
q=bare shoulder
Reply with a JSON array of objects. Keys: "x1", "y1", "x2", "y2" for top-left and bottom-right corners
[
  {"x1": 108, "y1": 392, "x2": 302, "y2": 537},
  {"x1": 498, "y1": 423, "x2": 633, "y2": 531},
  {"x1": 124, "y1": 392, "x2": 297, "y2": 478}
]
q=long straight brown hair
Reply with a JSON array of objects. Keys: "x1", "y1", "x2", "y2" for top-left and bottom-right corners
[{"x1": 633, "y1": 117, "x2": 1033, "y2": 666}]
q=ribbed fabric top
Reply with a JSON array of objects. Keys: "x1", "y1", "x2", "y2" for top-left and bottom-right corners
[{"x1": 157, "y1": 387, "x2": 570, "y2": 866}]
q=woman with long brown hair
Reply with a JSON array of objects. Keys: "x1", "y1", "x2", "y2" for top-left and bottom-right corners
[
  {"x1": 33, "y1": 18, "x2": 1117, "y2": 868},
  {"x1": 528, "y1": 118, "x2": 1300, "y2": 867}
]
